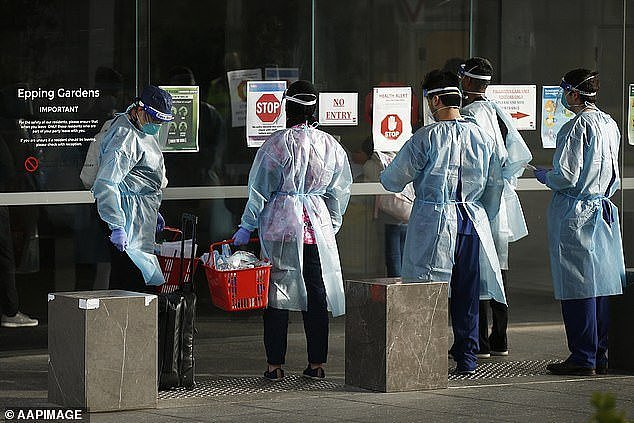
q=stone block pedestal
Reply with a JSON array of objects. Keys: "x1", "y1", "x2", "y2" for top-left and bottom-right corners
[
  {"x1": 345, "y1": 278, "x2": 448, "y2": 392},
  {"x1": 48, "y1": 290, "x2": 158, "y2": 411}
]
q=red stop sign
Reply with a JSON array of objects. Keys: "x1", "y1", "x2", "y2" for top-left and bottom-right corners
[
  {"x1": 255, "y1": 93, "x2": 281, "y2": 123},
  {"x1": 380, "y1": 114, "x2": 402, "y2": 139}
]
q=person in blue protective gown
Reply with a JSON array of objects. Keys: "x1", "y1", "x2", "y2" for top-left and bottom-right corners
[
  {"x1": 460, "y1": 57, "x2": 533, "y2": 358},
  {"x1": 534, "y1": 69, "x2": 626, "y2": 376},
  {"x1": 232, "y1": 80, "x2": 352, "y2": 381},
  {"x1": 93, "y1": 85, "x2": 173, "y2": 292},
  {"x1": 380, "y1": 70, "x2": 505, "y2": 375}
]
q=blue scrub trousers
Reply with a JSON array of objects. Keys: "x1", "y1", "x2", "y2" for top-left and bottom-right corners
[
  {"x1": 561, "y1": 296, "x2": 609, "y2": 368},
  {"x1": 450, "y1": 231, "x2": 481, "y2": 372}
]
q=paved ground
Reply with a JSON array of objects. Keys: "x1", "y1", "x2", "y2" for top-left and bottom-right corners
[{"x1": 1, "y1": 286, "x2": 633, "y2": 422}]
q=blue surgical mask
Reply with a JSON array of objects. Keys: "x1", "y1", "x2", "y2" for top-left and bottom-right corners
[
  {"x1": 561, "y1": 92, "x2": 572, "y2": 111},
  {"x1": 141, "y1": 122, "x2": 161, "y2": 135}
]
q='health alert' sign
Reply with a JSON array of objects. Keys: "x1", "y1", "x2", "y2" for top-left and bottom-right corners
[
  {"x1": 372, "y1": 87, "x2": 412, "y2": 152},
  {"x1": 485, "y1": 85, "x2": 537, "y2": 131},
  {"x1": 246, "y1": 81, "x2": 287, "y2": 148},
  {"x1": 318, "y1": 93, "x2": 358, "y2": 126}
]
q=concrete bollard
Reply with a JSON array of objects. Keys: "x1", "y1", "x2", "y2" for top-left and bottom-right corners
[
  {"x1": 48, "y1": 290, "x2": 158, "y2": 411},
  {"x1": 345, "y1": 278, "x2": 448, "y2": 392}
]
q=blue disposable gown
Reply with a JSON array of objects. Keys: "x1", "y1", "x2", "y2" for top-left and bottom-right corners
[
  {"x1": 544, "y1": 108, "x2": 625, "y2": 300},
  {"x1": 461, "y1": 100, "x2": 532, "y2": 268},
  {"x1": 380, "y1": 119, "x2": 506, "y2": 304},
  {"x1": 240, "y1": 125, "x2": 352, "y2": 316},
  {"x1": 93, "y1": 114, "x2": 166, "y2": 285}
]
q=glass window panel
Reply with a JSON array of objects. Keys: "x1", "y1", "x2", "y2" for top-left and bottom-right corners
[
  {"x1": 0, "y1": 0, "x2": 136, "y2": 193},
  {"x1": 149, "y1": 0, "x2": 312, "y2": 188}
]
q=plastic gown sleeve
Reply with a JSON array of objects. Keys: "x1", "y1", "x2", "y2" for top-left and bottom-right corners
[
  {"x1": 322, "y1": 152, "x2": 353, "y2": 234},
  {"x1": 491, "y1": 102, "x2": 532, "y2": 182},
  {"x1": 479, "y1": 149, "x2": 504, "y2": 221},
  {"x1": 93, "y1": 128, "x2": 140, "y2": 230},
  {"x1": 545, "y1": 121, "x2": 585, "y2": 191},
  {"x1": 240, "y1": 148, "x2": 284, "y2": 231},
  {"x1": 380, "y1": 136, "x2": 427, "y2": 193}
]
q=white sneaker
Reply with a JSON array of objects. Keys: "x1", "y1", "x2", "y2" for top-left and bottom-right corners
[{"x1": 1, "y1": 312, "x2": 39, "y2": 328}]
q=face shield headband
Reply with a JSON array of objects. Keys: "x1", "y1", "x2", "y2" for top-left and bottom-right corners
[
  {"x1": 458, "y1": 64, "x2": 492, "y2": 81},
  {"x1": 424, "y1": 87, "x2": 462, "y2": 108},
  {"x1": 559, "y1": 74, "x2": 597, "y2": 97},
  {"x1": 282, "y1": 90, "x2": 317, "y2": 106},
  {"x1": 138, "y1": 100, "x2": 174, "y2": 122}
]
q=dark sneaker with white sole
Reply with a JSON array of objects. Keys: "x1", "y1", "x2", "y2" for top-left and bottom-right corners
[
  {"x1": 1, "y1": 312, "x2": 38, "y2": 328},
  {"x1": 263, "y1": 368, "x2": 284, "y2": 381},
  {"x1": 490, "y1": 350, "x2": 509, "y2": 356},
  {"x1": 302, "y1": 366, "x2": 325, "y2": 380}
]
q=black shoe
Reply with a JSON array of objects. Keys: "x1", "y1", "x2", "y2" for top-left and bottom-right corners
[
  {"x1": 596, "y1": 363, "x2": 608, "y2": 375},
  {"x1": 451, "y1": 367, "x2": 476, "y2": 376},
  {"x1": 302, "y1": 365, "x2": 325, "y2": 380},
  {"x1": 263, "y1": 367, "x2": 284, "y2": 381},
  {"x1": 546, "y1": 361, "x2": 595, "y2": 376}
]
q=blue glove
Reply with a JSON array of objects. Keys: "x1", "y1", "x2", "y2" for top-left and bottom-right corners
[
  {"x1": 110, "y1": 228, "x2": 128, "y2": 252},
  {"x1": 156, "y1": 211, "x2": 165, "y2": 233},
  {"x1": 232, "y1": 227, "x2": 251, "y2": 246},
  {"x1": 534, "y1": 168, "x2": 549, "y2": 185}
]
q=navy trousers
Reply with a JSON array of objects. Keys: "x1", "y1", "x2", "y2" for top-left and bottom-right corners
[
  {"x1": 263, "y1": 244, "x2": 329, "y2": 365},
  {"x1": 384, "y1": 223, "x2": 407, "y2": 277},
  {"x1": 450, "y1": 231, "x2": 481, "y2": 372},
  {"x1": 561, "y1": 296, "x2": 609, "y2": 368}
]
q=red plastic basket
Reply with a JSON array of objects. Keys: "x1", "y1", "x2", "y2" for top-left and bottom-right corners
[
  {"x1": 156, "y1": 227, "x2": 199, "y2": 294},
  {"x1": 203, "y1": 238, "x2": 271, "y2": 311}
]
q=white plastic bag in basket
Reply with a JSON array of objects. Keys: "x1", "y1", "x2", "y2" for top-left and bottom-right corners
[{"x1": 158, "y1": 239, "x2": 197, "y2": 258}]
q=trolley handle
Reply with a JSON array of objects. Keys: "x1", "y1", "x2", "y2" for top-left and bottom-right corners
[{"x1": 209, "y1": 238, "x2": 260, "y2": 268}]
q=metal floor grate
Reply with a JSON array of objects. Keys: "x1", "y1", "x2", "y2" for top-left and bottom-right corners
[
  {"x1": 158, "y1": 374, "x2": 345, "y2": 399},
  {"x1": 449, "y1": 359, "x2": 559, "y2": 381},
  {"x1": 158, "y1": 360, "x2": 561, "y2": 400}
]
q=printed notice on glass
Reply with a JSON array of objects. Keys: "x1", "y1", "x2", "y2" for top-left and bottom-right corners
[
  {"x1": 228, "y1": 69, "x2": 262, "y2": 128},
  {"x1": 318, "y1": 93, "x2": 358, "y2": 126},
  {"x1": 628, "y1": 84, "x2": 634, "y2": 146},
  {"x1": 246, "y1": 81, "x2": 287, "y2": 148},
  {"x1": 541, "y1": 86, "x2": 574, "y2": 149},
  {"x1": 264, "y1": 68, "x2": 299, "y2": 84},
  {"x1": 372, "y1": 87, "x2": 412, "y2": 152},
  {"x1": 158, "y1": 86, "x2": 199, "y2": 153},
  {"x1": 485, "y1": 85, "x2": 537, "y2": 130}
]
